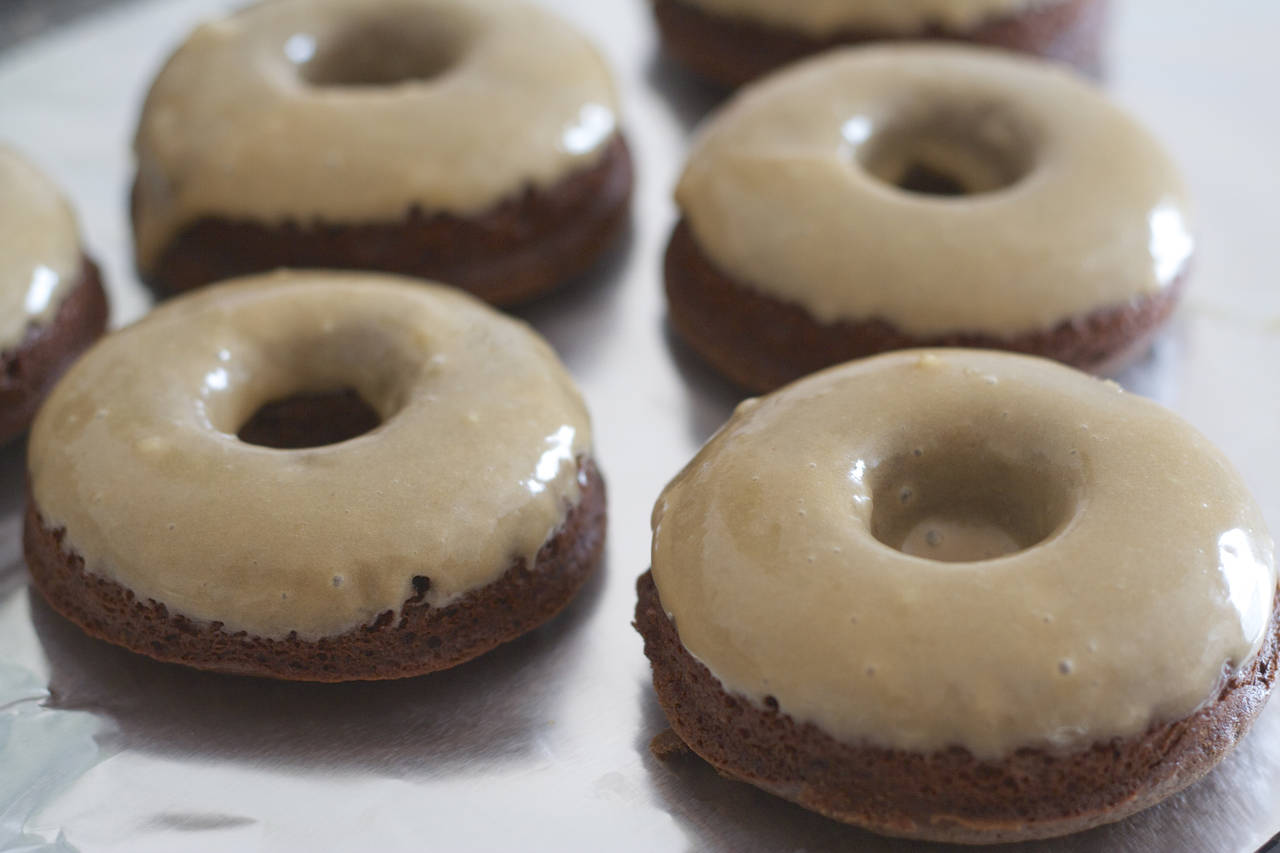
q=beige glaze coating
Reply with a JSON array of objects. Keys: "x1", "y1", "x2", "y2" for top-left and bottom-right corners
[
  {"x1": 675, "y1": 46, "x2": 1193, "y2": 336},
  {"x1": 650, "y1": 350, "x2": 1276, "y2": 759},
  {"x1": 676, "y1": 0, "x2": 1054, "y2": 36},
  {"x1": 28, "y1": 271, "x2": 593, "y2": 640},
  {"x1": 0, "y1": 146, "x2": 82, "y2": 350},
  {"x1": 132, "y1": 0, "x2": 621, "y2": 272}
]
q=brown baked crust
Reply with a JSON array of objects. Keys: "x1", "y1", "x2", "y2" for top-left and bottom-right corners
[
  {"x1": 0, "y1": 258, "x2": 109, "y2": 445},
  {"x1": 665, "y1": 220, "x2": 1184, "y2": 394},
  {"x1": 635, "y1": 571, "x2": 1280, "y2": 843},
  {"x1": 652, "y1": 0, "x2": 1107, "y2": 89},
  {"x1": 23, "y1": 459, "x2": 606, "y2": 682},
  {"x1": 135, "y1": 135, "x2": 634, "y2": 306}
]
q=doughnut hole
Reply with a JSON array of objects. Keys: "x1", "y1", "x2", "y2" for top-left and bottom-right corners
[
  {"x1": 203, "y1": 322, "x2": 424, "y2": 450},
  {"x1": 237, "y1": 388, "x2": 382, "y2": 449},
  {"x1": 854, "y1": 102, "x2": 1038, "y2": 197},
  {"x1": 869, "y1": 439, "x2": 1079, "y2": 563},
  {"x1": 296, "y1": 10, "x2": 476, "y2": 87}
]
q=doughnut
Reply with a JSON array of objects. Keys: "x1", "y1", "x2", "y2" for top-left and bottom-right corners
[
  {"x1": 636, "y1": 349, "x2": 1279, "y2": 843},
  {"x1": 652, "y1": 0, "x2": 1106, "y2": 87},
  {"x1": 131, "y1": 0, "x2": 633, "y2": 305},
  {"x1": 0, "y1": 146, "x2": 108, "y2": 445},
  {"x1": 666, "y1": 46, "x2": 1192, "y2": 393},
  {"x1": 24, "y1": 271, "x2": 606, "y2": 681}
]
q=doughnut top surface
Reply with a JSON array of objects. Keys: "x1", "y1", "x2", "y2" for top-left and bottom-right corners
[
  {"x1": 132, "y1": 0, "x2": 621, "y2": 272},
  {"x1": 650, "y1": 349, "x2": 1276, "y2": 759},
  {"x1": 0, "y1": 145, "x2": 82, "y2": 350},
  {"x1": 675, "y1": 45, "x2": 1192, "y2": 336},
  {"x1": 28, "y1": 271, "x2": 593, "y2": 640},
  {"x1": 676, "y1": 0, "x2": 1054, "y2": 36}
]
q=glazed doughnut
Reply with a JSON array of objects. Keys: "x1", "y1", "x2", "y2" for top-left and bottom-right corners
[
  {"x1": 636, "y1": 349, "x2": 1279, "y2": 843},
  {"x1": 0, "y1": 146, "x2": 108, "y2": 445},
  {"x1": 25, "y1": 271, "x2": 605, "y2": 681},
  {"x1": 132, "y1": 0, "x2": 632, "y2": 304},
  {"x1": 652, "y1": 0, "x2": 1106, "y2": 87},
  {"x1": 666, "y1": 45, "x2": 1192, "y2": 392}
]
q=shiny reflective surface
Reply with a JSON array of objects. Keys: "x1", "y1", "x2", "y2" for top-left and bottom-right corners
[
  {"x1": 1149, "y1": 199, "x2": 1196, "y2": 284},
  {"x1": 650, "y1": 350, "x2": 1275, "y2": 758},
  {"x1": 1220, "y1": 528, "x2": 1277, "y2": 649},
  {"x1": 0, "y1": 146, "x2": 81, "y2": 350},
  {"x1": 281, "y1": 32, "x2": 316, "y2": 65},
  {"x1": 22, "y1": 266, "x2": 61, "y2": 316},
  {"x1": 2, "y1": 0, "x2": 1280, "y2": 850},
  {"x1": 563, "y1": 102, "x2": 618, "y2": 155}
]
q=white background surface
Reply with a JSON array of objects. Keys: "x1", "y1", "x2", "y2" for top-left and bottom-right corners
[{"x1": 1, "y1": 1, "x2": 1278, "y2": 850}]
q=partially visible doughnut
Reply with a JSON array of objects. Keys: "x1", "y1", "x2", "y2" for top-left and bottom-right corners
[
  {"x1": 0, "y1": 146, "x2": 108, "y2": 445},
  {"x1": 652, "y1": 0, "x2": 1107, "y2": 87}
]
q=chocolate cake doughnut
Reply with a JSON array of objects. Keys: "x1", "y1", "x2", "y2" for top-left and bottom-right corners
[
  {"x1": 636, "y1": 350, "x2": 1280, "y2": 843},
  {"x1": 131, "y1": 0, "x2": 633, "y2": 305},
  {"x1": 0, "y1": 146, "x2": 108, "y2": 445},
  {"x1": 666, "y1": 46, "x2": 1193, "y2": 392},
  {"x1": 25, "y1": 271, "x2": 606, "y2": 681},
  {"x1": 652, "y1": 0, "x2": 1107, "y2": 88}
]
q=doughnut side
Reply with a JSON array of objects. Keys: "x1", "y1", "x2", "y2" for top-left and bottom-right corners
[
  {"x1": 0, "y1": 258, "x2": 108, "y2": 445},
  {"x1": 652, "y1": 0, "x2": 1106, "y2": 88},
  {"x1": 23, "y1": 460, "x2": 606, "y2": 682},
  {"x1": 635, "y1": 571, "x2": 1280, "y2": 843},
  {"x1": 664, "y1": 220, "x2": 1183, "y2": 393},
  {"x1": 134, "y1": 136, "x2": 633, "y2": 306}
]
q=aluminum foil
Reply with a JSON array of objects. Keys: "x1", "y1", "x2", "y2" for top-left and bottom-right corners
[{"x1": 1, "y1": 0, "x2": 1279, "y2": 850}]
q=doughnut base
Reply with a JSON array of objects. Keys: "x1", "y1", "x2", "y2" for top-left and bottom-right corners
[
  {"x1": 0, "y1": 258, "x2": 108, "y2": 445},
  {"x1": 664, "y1": 220, "x2": 1183, "y2": 393},
  {"x1": 136, "y1": 136, "x2": 634, "y2": 306},
  {"x1": 24, "y1": 460, "x2": 606, "y2": 682},
  {"x1": 652, "y1": 0, "x2": 1107, "y2": 88},
  {"x1": 635, "y1": 571, "x2": 1280, "y2": 844}
]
